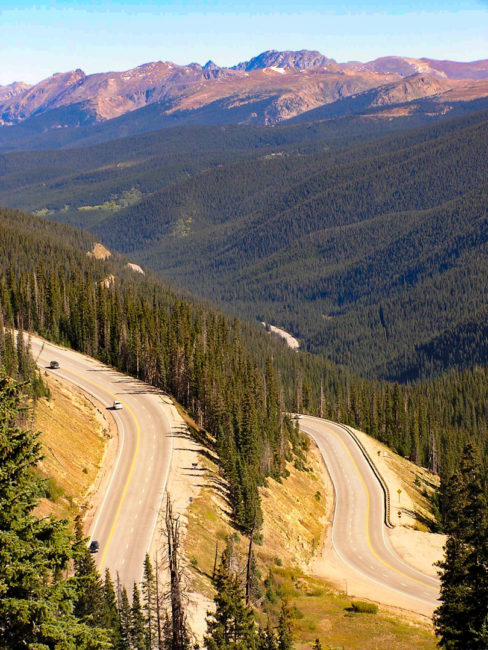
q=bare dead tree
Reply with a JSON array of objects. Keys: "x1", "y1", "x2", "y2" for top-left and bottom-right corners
[{"x1": 165, "y1": 493, "x2": 191, "y2": 650}]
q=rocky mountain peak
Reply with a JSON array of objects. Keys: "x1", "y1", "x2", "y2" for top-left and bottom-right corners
[
  {"x1": 234, "y1": 49, "x2": 336, "y2": 71},
  {"x1": 0, "y1": 81, "x2": 31, "y2": 103},
  {"x1": 203, "y1": 60, "x2": 220, "y2": 71}
]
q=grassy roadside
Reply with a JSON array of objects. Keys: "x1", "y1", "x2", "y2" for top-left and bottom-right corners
[
  {"x1": 184, "y1": 436, "x2": 436, "y2": 649},
  {"x1": 33, "y1": 374, "x2": 110, "y2": 521}
]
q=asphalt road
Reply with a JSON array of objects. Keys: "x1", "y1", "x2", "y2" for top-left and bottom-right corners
[
  {"x1": 299, "y1": 416, "x2": 440, "y2": 612},
  {"x1": 30, "y1": 336, "x2": 173, "y2": 589}
]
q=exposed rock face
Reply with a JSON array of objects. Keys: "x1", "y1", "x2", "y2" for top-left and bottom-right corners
[
  {"x1": 1, "y1": 50, "x2": 487, "y2": 130},
  {"x1": 369, "y1": 73, "x2": 453, "y2": 106},
  {"x1": 234, "y1": 49, "x2": 336, "y2": 71},
  {"x1": 127, "y1": 262, "x2": 144, "y2": 274},
  {"x1": 87, "y1": 242, "x2": 111, "y2": 260},
  {"x1": 345, "y1": 56, "x2": 488, "y2": 80},
  {"x1": 0, "y1": 81, "x2": 31, "y2": 103},
  {"x1": 0, "y1": 70, "x2": 86, "y2": 125}
]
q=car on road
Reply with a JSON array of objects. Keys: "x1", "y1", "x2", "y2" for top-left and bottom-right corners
[
  {"x1": 49, "y1": 360, "x2": 60, "y2": 369},
  {"x1": 89, "y1": 540, "x2": 99, "y2": 553},
  {"x1": 113, "y1": 400, "x2": 123, "y2": 410}
]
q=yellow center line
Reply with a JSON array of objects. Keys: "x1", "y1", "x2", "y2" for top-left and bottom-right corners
[
  {"x1": 315, "y1": 424, "x2": 437, "y2": 590},
  {"x1": 40, "y1": 353, "x2": 141, "y2": 571}
]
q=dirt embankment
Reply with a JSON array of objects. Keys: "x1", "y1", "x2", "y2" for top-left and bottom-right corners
[
  {"x1": 87, "y1": 242, "x2": 111, "y2": 260},
  {"x1": 262, "y1": 322, "x2": 300, "y2": 350},
  {"x1": 34, "y1": 375, "x2": 114, "y2": 521}
]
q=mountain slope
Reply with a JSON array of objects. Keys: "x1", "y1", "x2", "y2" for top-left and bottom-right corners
[
  {"x1": 2, "y1": 50, "x2": 488, "y2": 151},
  {"x1": 86, "y1": 110, "x2": 488, "y2": 379},
  {"x1": 0, "y1": 110, "x2": 456, "y2": 226}
]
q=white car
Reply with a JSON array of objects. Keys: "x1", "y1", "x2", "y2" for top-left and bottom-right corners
[{"x1": 113, "y1": 400, "x2": 123, "y2": 410}]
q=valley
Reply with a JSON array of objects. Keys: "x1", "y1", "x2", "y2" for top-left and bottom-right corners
[
  {"x1": 2, "y1": 42, "x2": 488, "y2": 648},
  {"x1": 3, "y1": 103, "x2": 485, "y2": 380}
]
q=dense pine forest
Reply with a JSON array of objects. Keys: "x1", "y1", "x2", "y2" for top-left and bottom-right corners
[
  {"x1": 97, "y1": 109, "x2": 487, "y2": 381},
  {"x1": 2, "y1": 108, "x2": 486, "y2": 380},
  {"x1": 0, "y1": 207, "x2": 300, "y2": 532}
]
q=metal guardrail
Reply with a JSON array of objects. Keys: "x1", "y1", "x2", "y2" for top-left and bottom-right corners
[
  {"x1": 298, "y1": 414, "x2": 395, "y2": 529},
  {"x1": 337, "y1": 423, "x2": 395, "y2": 529}
]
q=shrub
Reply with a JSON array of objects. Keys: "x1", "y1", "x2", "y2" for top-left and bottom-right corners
[
  {"x1": 351, "y1": 601, "x2": 378, "y2": 614},
  {"x1": 254, "y1": 533, "x2": 264, "y2": 546},
  {"x1": 44, "y1": 477, "x2": 64, "y2": 502}
]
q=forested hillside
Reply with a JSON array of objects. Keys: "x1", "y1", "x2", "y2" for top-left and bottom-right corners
[
  {"x1": 2, "y1": 99, "x2": 488, "y2": 381},
  {"x1": 0, "y1": 110, "x2": 452, "y2": 226},
  {"x1": 2, "y1": 207, "x2": 488, "y2": 519},
  {"x1": 84, "y1": 109, "x2": 488, "y2": 380}
]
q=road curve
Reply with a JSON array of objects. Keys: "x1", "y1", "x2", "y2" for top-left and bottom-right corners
[
  {"x1": 300, "y1": 416, "x2": 440, "y2": 614},
  {"x1": 30, "y1": 335, "x2": 173, "y2": 589}
]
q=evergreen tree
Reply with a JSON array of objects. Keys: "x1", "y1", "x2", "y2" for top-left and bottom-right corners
[
  {"x1": 73, "y1": 515, "x2": 106, "y2": 627},
  {"x1": 103, "y1": 569, "x2": 122, "y2": 648},
  {"x1": 131, "y1": 583, "x2": 147, "y2": 650},
  {"x1": 142, "y1": 554, "x2": 157, "y2": 649},
  {"x1": 204, "y1": 555, "x2": 257, "y2": 649},
  {"x1": 277, "y1": 599, "x2": 294, "y2": 650},
  {"x1": 434, "y1": 444, "x2": 488, "y2": 648},
  {"x1": 118, "y1": 584, "x2": 132, "y2": 649},
  {"x1": 0, "y1": 375, "x2": 111, "y2": 648},
  {"x1": 257, "y1": 620, "x2": 279, "y2": 650}
]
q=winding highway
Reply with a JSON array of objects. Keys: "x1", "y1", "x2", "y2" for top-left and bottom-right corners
[
  {"x1": 299, "y1": 416, "x2": 440, "y2": 615},
  {"x1": 30, "y1": 335, "x2": 173, "y2": 589},
  {"x1": 28, "y1": 333, "x2": 439, "y2": 612}
]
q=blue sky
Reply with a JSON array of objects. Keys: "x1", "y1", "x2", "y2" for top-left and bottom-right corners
[{"x1": 1, "y1": 1, "x2": 486, "y2": 85}]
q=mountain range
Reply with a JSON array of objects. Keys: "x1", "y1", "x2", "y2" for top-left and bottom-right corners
[{"x1": 1, "y1": 49, "x2": 488, "y2": 151}]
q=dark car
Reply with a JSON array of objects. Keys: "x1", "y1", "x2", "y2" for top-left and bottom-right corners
[
  {"x1": 89, "y1": 540, "x2": 99, "y2": 554},
  {"x1": 49, "y1": 360, "x2": 60, "y2": 369}
]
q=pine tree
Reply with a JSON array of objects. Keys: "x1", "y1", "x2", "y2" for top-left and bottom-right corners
[
  {"x1": 257, "y1": 620, "x2": 279, "y2": 650},
  {"x1": 118, "y1": 584, "x2": 132, "y2": 648},
  {"x1": 204, "y1": 554, "x2": 257, "y2": 649},
  {"x1": 277, "y1": 599, "x2": 294, "y2": 650},
  {"x1": 131, "y1": 583, "x2": 147, "y2": 649},
  {"x1": 142, "y1": 554, "x2": 157, "y2": 649},
  {"x1": 73, "y1": 515, "x2": 106, "y2": 627},
  {"x1": 103, "y1": 569, "x2": 122, "y2": 648},
  {"x1": 434, "y1": 444, "x2": 488, "y2": 648},
  {"x1": 0, "y1": 375, "x2": 111, "y2": 648}
]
